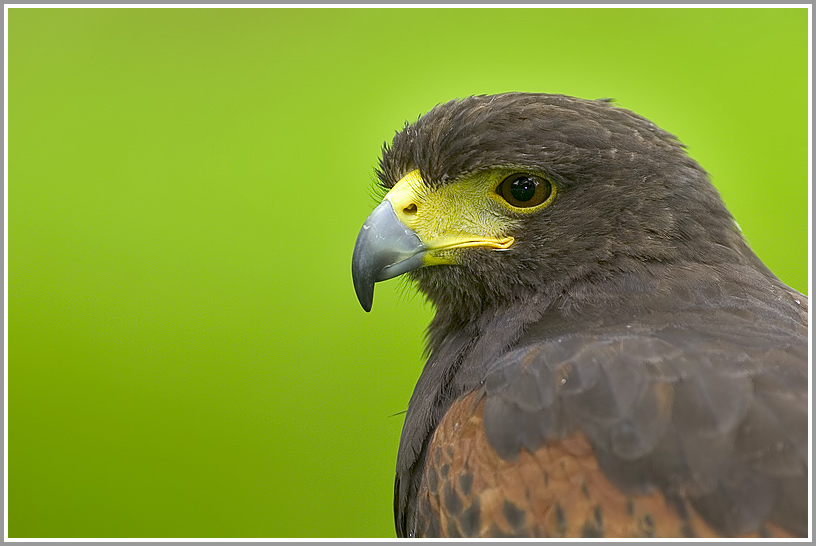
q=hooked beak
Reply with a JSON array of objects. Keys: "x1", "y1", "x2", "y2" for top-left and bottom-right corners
[
  {"x1": 351, "y1": 199, "x2": 426, "y2": 312},
  {"x1": 351, "y1": 170, "x2": 515, "y2": 312}
]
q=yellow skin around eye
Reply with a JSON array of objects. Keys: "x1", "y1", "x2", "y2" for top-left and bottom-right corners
[{"x1": 382, "y1": 169, "x2": 555, "y2": 265}]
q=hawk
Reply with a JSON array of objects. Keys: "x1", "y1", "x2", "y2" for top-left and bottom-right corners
[{"x1": 351, "y1": 93, "x2": 808, "y2": 538}]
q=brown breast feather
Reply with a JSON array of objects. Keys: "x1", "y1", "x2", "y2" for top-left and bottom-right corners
[{"x1": 413, "y1": 390, "x2": 796, "y2": 538}]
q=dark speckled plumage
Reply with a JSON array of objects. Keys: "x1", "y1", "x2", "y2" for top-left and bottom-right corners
[{"x1": 373, "y1": 94, "x2": 807, "y2": 538}]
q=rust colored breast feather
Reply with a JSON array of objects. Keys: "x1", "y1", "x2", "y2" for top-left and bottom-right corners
[{"x1": 413, "y1": 391, "x2": 794, "y2": 538}]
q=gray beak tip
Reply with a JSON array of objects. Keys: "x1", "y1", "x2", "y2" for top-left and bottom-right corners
[
  {"x1": 352, "y1": 270, "x2": 374, "y2": 312},
  {"x1": 351, "y1": 234, "x2": 375, "y2": 312},
  {"x1": 360, "y1": 297, "x2": 373, "y2": 313}
]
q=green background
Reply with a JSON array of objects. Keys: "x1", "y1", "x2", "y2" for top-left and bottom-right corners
[{"x1": 9, "y1": 7, "x2": 808, "y2": 538}]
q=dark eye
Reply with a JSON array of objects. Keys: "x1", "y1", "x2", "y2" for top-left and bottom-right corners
[{"x1": 497, "y1": 174, "x2": 552, "y2": 208}]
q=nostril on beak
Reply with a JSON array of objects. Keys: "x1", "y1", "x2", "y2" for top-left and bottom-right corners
[{"x1": 403, "y1": 203, "x2": 418, "y2": 215}]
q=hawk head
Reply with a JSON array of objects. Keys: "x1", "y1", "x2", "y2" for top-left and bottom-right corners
[{"x1": 352, "y1": 93, "x2": 762, "y2": 325}]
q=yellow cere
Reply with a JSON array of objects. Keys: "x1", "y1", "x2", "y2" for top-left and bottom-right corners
[{"x1": 384, "y1": 169, "x2": 517, "y2": 265}]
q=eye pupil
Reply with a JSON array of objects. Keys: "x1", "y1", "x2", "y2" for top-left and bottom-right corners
[{"x1": 510, "y1": 177, "x2": 537, "y2": 202}]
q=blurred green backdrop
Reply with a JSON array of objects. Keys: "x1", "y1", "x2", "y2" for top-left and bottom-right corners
[{"x1": 9, "y1": 7, "x2": 808, "y2": 538}]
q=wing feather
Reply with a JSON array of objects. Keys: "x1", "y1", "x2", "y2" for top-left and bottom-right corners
[{"x1": 411, "y1": 307, "x2": 807, "y2": 538}]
